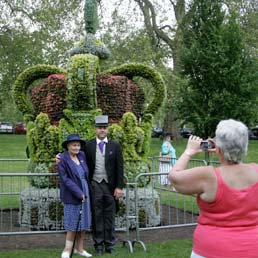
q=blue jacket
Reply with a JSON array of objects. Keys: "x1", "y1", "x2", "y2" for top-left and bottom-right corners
[{"x1": 58, "y1": 151, "x2": 89, "y2": 204}]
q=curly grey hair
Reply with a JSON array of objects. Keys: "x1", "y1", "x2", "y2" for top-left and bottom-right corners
[{"x1": 215, "y1": 119, "x2": 248, "y2": 164}]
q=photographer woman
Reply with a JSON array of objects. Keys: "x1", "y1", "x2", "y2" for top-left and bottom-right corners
[{"x1": 169, "y1": 119, "x2": 258, "y2": 258}]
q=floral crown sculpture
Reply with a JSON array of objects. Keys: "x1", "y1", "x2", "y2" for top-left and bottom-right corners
[{"x1": 13, "y1": 0, "x2": 166, "y2": 186}]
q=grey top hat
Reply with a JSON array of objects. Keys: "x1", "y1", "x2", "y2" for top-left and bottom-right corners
[
  {"x1": 95, "y1": 115, "x2": 109, "y2": 127},
  {"x1": 62, "y1": 134, "x2": 86, "y2": 149}
]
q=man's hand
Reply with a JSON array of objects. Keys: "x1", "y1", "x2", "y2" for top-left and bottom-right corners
[
  {"x1": 114, "y1": 188, "x2": 122, "y2": 200},
  {"x1": 55, "y1": 153, "x2": 61, "y2": 164}
]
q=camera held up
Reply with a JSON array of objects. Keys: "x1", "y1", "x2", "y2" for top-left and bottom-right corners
[{"x1": 200, "y1": 140, "x2": 215, "y2": 150}]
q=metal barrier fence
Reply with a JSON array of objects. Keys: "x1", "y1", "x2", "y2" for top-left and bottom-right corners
[
  {"x1": 0, "y1": 172, "x2": 65, "y2": 235},
  {"x1": 0, "y1": 157, "x2": 218, "y2": 252},
  {"x1": 0, "y1": 171, "x2": 128, "y2": 235},
  {"x1": 123, "y1": 157, "x2": 207, "y2": 251}
]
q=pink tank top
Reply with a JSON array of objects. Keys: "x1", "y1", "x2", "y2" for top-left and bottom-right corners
[{"x1": 193, "y1": 164, "x2": 258, "y2": 258}]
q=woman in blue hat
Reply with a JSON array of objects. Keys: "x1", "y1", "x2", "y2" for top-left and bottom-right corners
[{"x1": 58, "y1": 134, "x2": 92, "y2": 258}]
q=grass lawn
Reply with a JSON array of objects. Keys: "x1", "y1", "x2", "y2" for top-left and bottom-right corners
[
  {"x1": 0, "y1": 134, "x2": 29, "y2": 209},
  {"x1": 0, "y1": 134, "x2": 27, "y2": 158},
  {"x1": 0, "y1": 239, "x2": 192, "y2": 258}
]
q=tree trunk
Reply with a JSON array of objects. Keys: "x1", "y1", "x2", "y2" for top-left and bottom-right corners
[{"x1": 134, "y1": 0, "x2": 185, "y2": 139}]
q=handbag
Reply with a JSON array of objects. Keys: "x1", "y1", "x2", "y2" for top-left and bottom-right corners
[{"x1": 159, "y1": 153, "x2": 171, "y2": 163}]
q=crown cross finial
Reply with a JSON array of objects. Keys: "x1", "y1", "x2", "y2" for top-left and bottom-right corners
[{"x1": 84, "y1": 0, "x2": 98, "y2": 34}]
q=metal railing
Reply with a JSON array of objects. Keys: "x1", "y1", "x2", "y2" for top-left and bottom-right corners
[
  {"x1": 0, "y1": 157, "x2": 218, "y2": 252},
  {"x1": 121, "y1": 158, "x2": 208, "y2": 252}
]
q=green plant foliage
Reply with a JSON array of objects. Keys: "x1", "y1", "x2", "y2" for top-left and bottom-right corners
[
  {"x1": 67, "y1": 54, "x2": 99, "y2": 111},
  {"x1": 104, "y1": 63, "x2": 166, "y2": 115},
  {"x1": 59, "y1": 109, "x2": 101, "y2": 145},
  {"x1": 28, "y1": 162, "x2": 54, "y2": 188},
  {"x1": 27, "y1": 113, "x2": 60, "y2": 162},
  {"x1": 70, "y1": 33, "x2": 111, "y2": 59},
  {"x1": 178, "y1": 0, "x2": 258, "y2": 137},
  {"x1": 13, "y1": 64, "x2": 66, "y2": 123},
  {"x1": 107, "y1": 123, "x2": 124, "y2": 142},
  {"x1": 155, "y1": 199, "x2": 160, "y2": 215},
  {"x1": 108, "y1": 112, "x2": 153, "y2": 161},
  {"x1": 116, "y1": 201, "x2": 126, "y2": 217},
  {"x1": 108, "y1": 112, "x2": 152, "y2": 186},
  {"x1": 140, "y1": 113, "x2": 153, "y2": 157},
  {"x1": 123, "y1": 160, "x2": 151, "y2": 187},
  {"x1": 139, "y1": 208, "x2": 148, "y2": 227},
  {"x1": 69, "y1": 1, "x2": 110, "y2": 59},
  {"x1": 48, "y1": 201, "x2": 64, "y2": 221},
  {"x1": 84, "y1": 0, "x2": 98, "y2": 34},
  {"x1": 30, "y1": 207, "x2": 39, "y2": 226}
]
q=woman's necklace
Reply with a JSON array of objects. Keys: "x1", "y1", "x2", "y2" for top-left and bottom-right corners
[{"x1": 70, "y1": 154, "x2": 80, "y2": 165}]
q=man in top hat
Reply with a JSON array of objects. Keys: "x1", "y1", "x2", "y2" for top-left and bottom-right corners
[{"x1": 84, "y1": 115, "x2": 124, "y2": 256}]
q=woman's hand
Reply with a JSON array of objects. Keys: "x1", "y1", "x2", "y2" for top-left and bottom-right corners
[
  {"x1": 81, "y1": 195, "x2": 86, "y2": 202},
  {"x1": 55, "y1": 153, "x2": 61, "y2": 164},
  {"x1": 185, "y1": 135, "x2": 203, "y2": 156}
]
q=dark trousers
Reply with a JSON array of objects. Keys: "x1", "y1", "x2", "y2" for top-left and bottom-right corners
[{"x1": 91, "y1": 180, "x2": 116, "y2": 250}]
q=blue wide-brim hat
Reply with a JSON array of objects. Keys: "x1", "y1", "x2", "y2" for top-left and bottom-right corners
[{"x1": 62, "y1": 134, "x2": 86, "y2": 149}]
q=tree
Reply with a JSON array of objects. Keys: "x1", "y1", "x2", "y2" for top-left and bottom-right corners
[
  {"x1": 107, "y1": 0, "x2": 258, "y2": 136},
  {"x1": 100, "y1": 0, "x2": 186, "y2": 137},
  {"x1": 133, "y1": 0, "x2": 186, "y2": 137},
  {"x1": 176, "y1": 0, "x2": 258, "y2": 137},
  {"x1": 0, "y1": 0, "x2": 83, "y2": 121},
  {"x1": 240, "y1": 0, "x2": 258, "y2": 60}
]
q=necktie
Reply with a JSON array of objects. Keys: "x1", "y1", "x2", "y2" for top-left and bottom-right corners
[{"x1": 98, "y1": 141, "x2": 105, "y2": 154}]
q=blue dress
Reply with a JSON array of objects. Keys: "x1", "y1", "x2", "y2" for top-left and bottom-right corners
[{"x1": 64, "y1": 163, "x2": 91, "y2": 231}]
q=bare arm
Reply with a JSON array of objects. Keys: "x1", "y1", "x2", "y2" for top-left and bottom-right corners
[{"x1": 169, "y1": 136, "x2": 216, "y2": 198}]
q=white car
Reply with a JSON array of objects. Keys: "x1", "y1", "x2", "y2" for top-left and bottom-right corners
[{"x1": 0, "y1": 122, "x2": 13, "y2": 133}]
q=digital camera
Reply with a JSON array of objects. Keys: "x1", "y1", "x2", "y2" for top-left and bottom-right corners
[{"x1": 200, "y1": 140, "x2": 215, "y2": 150}]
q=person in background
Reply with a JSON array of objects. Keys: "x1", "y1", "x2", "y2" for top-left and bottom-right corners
[
  {"x1": 169, "y1": 119, "x2": 258, "y2": 258},
  {"x1": 159, "y1": 132, "x2": 176, "y2": 185},
  {"x1": 58, "y1": 134, "x2": 92, "y2": 258},
  {"x1": 84, "y1": 115, "x2": 124, "y2": 256}
]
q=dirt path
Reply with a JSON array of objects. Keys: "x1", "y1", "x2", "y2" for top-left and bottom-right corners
[
  {"x1": 0, "y1": 227, "x2": 195, "y2": 251},
  {"x1": 0, "y1": 208, "x2": 196, "y2": 250}
]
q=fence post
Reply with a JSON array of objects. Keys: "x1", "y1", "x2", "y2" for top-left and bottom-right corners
[{"x1": 122, "y1": 180, "x2": 133, "y2": 253}]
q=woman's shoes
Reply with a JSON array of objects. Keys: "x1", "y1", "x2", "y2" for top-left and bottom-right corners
[
  {"x1": 61, "y1": 249, "x2": 92, "y2": 258},
  {"x1": 61, "y1": 251, "x2": 70, "y2": 258},
  {"x1": 74, "y1": 249, "x2": 92, "y2": 257}
]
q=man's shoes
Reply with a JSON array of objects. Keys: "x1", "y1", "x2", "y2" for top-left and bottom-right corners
[
  {"x1": 105, "y1": 248, "x2": 116, "y2": 254},
  {"x1": 95, "y1": 248, "x2": 103, "y2": 256}
]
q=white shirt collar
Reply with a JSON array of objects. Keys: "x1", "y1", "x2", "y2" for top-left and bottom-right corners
[{"x1": 96, "y1": 137, "x2": 108, "y2": 144}]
